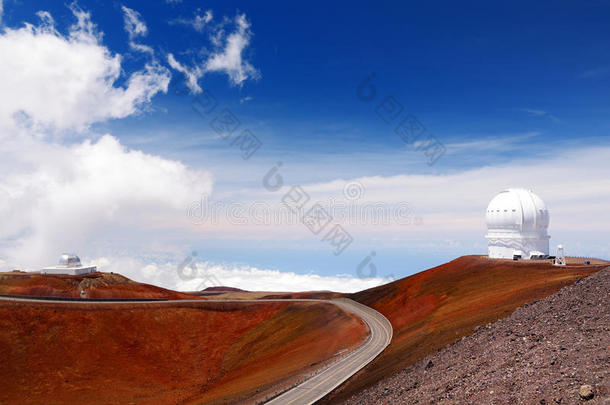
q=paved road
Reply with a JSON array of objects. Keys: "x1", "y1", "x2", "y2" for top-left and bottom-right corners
[
  {"x1": 0, "y1": 295, "x2": 392, "y2": 405},
  {"x1": 265, "y1": 298, "x2": 393, "y2": 405}
]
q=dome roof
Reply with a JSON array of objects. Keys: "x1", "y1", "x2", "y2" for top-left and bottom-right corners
[
  {"x1": 58, "y1": 253, "x2": 82, "y2": 268},
  {"x1": 485, "y1": 189, "x2": 549, "y2": 234}
]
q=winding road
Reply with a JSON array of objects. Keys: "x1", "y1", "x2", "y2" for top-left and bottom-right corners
[
  {"x1": 0, "y1": 295, "x2": 392, "y2": 404},
  {"x1": 266, "y1": 298, "x2": 393, "y2": 405}
]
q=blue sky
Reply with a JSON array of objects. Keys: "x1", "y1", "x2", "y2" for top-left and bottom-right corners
[{"x1": 0, "y1": 1, "x2": 609, "y2": 291}]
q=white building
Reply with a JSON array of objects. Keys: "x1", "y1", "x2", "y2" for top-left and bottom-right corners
[
  {"x1": 41, "y1": 254, "x2": 97, "y2": 275},
  {"x1": 485, "y1": 188, "x2": 550, "y2": 260}
]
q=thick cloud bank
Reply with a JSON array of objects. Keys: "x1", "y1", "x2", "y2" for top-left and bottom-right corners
[{"x1": 93, "y1": 257, "x2": 392, "y2": 293}]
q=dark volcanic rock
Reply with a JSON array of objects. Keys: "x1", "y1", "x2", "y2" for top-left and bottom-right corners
[{"x1": 343, "y1": 267, "x2": 610, "y2": 405}]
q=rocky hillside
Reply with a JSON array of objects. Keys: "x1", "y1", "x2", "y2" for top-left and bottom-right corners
[
  {"x1": 343, "y1": 267, "x2": 609, "y2": 404},
  {"x1": 321, "y1": 255, "x2": 606, "y2": 403},
  {"x1": 0, "y1": 271, "x2": 196, "y2": 299}
]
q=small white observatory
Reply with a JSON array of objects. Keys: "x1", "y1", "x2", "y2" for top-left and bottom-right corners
[
  {"x1": 41, "y1": 254, "x2": 97, "y2": 275},
  {"x1": 485, "y1": 188, "x2": 550, "y2": 260}
]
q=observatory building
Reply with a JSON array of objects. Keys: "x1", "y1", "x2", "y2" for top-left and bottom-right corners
[
  {"x1": 485, "y1": 188, "x2": 550, "y2": 260},
  {"x1": 41, "y1": 254, "x2": 97, "y2": 275}
]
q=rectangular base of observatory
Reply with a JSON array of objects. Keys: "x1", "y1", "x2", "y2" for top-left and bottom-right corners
[{"x1": 41, "y1": 266, "x2": 97, "y2": 275}]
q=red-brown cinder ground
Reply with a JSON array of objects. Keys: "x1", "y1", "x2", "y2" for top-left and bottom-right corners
[
  {"x1": 320, "y1": 255, "x2": 608, "y2": 403},
  {"x1": 342, "y1": 267, "x2": 610, "y2": 404},
  {"x1": 202, "y1": 286, "x2": 246, "y2": 292},
  {"x1": 0, "y1": 271, "x2": 196, "y2": 299},
  {"x1": 260, "y1": 291, "x2": 344, "y2": 300},
  {"x1": 0, "y1": 300, "x2": 366, "y2": 404}
]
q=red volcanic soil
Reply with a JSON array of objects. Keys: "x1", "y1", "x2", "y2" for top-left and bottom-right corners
[
  {"x1": 261, "y1": 291, "x2": 343, "y2": 300},
  {"x1": 343, "y1": 267, "x2": 610, "y2": 404},
  {"x1": 0, "y1": 271, "x2": 196, "y2": 299},
  {"x1": 320, "y1": 255, "x2": 608, "y2": 403},
  {"x1": 202, "y1": 286, "x2": 246, "y2": 292},
  {"x1": 0, "y1": 300, "x2": 366, "y2": 405}
]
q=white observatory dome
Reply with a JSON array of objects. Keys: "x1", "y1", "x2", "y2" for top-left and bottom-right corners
[
  {"x1": 485, "y1": 189, "x2": 550, "y2": 260},
  {"x1": 486, "y1": 189, "x2": 549, "y2": 234},
  {"x1": 41, "y1": 253, "x2": 96, "y2": 275},
  {"x1": 58, "y1": 253, "x2": 82, "y2": 268}
]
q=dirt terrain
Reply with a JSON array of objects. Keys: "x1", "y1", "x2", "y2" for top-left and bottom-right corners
[
  {"x1": 343, "y1": 267, "x2": 610, "y2": 404},
  {"x1": 321, "y1": 255, "x2": 608, "y2": 403},
  {"x1": 193, "y1": 290, "x2": 343, "y2": 300},
  {"x1": 0, "y1": 271, "x2": 196, "y2": 299},
  {"x1": 2, "y1": 256, "x2": 605, "y2": 404},
  {"x1": 0, "y1": 299, "x2": 366, "y2": 404}
]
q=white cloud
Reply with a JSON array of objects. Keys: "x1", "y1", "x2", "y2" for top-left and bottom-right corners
[
  {"x1": 167, "y1": 53, "x2": 203, "y2": 93},
  {"x1": 0, "y1": 134, "x2": 212, "y2": 270},
  {"x1": 312, "y1": 146, "x2": 610, "y2": 228},
  {"x1": 0, "y1": 6, "x2": 169, "y2": 132},
  {"x1": 0, "y1": 6, "x2": 211, "y2": 276},
  {"x1": 92, "y1": 257, "x2": 392, "y2": 293},
  {"x1": 121, "y1": 5, "x2": 155, "y2": 56},
  {"x1": 168, "y1": 13, "x2": 260, "y2": 92},
  {"x1": 169, "y1": 9, "x2": 213, "y2": 32},
  {"x1": 185, "y1": 143, "x2": 610, "y2": 247},
  {"x1": 69, "y1": 4, "x2": 102, "y2": 44},
  {"x1": 34, "y1": 11, "x2": 56, "y2": 31},
  {"x1": 129, "y1": 41, "x2": 155, "y2": 55},
  {"x1": 443, "y1": 132, "x2": 540, "y2": 154},
  {"x1": 121, "y1": 5, "x2": 147, "y2": 38},
  {"x1": 205, "y1": 14, "x2": 260, "y2": 86},
  {"x1": 519, "y1": 108, "x2": 560, "y2": 123}
]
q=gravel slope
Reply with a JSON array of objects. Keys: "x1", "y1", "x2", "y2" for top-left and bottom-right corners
[{"x1": 343, "y1": 267, "x2": 609, "y2": 405}]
